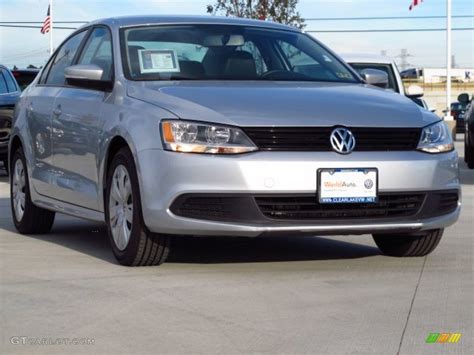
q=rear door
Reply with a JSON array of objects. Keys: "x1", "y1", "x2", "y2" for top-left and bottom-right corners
[{"x1": 49, "y1": 26, "x2": 113, "y2": 210}]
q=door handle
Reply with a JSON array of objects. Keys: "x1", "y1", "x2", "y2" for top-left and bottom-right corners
[{"x1": 52, "y1": 107, "x2": 62, "y2": 116}]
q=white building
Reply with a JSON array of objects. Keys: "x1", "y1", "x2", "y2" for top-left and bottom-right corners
[{"x1": 402, "y1": 67, "x2": 474, "y2": 83}]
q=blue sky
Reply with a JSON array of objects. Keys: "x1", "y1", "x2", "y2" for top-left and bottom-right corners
[{"x1": 0, "y1": 0, "x2": 472, "y2": 68}]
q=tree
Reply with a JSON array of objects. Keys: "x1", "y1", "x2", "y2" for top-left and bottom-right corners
[
  {"x1": 207, "y1": 0, "x2": 305, "y2": 29},
  {"x1": 27, "y1": 64, "x2": 38, "y2": 69}
]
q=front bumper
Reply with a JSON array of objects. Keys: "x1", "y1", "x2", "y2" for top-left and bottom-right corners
[{"x1": 137, "y1": 149, "x2": 461, "y2": 237}]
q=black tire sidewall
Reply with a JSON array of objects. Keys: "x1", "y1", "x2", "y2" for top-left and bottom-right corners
[
  {"x1": 10, "y1": 149, "x2": 28, "y2": 229},
  {"x1": 105, "y1": 148, "x2": 146, "y2": 265}
]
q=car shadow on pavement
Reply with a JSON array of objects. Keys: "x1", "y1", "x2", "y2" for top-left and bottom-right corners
[
  {"x1": 0, "y1": 197, "x2": 380, "y2": 265},
  {"x1": 167, "y1": 235, "x2": 379, "y2": 264}
]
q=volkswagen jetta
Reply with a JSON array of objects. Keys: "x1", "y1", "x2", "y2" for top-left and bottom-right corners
[{"x1": 9, "y1": 16, "x2": 460, "y2": 266}]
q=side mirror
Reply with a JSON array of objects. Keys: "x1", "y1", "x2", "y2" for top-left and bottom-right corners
[
  {"x1": 65, "y1": 64, "x2": 112, "y2": 91},
  {"x1": 360, "y1": 69, "x2": 389, "y2": 89},
  {"x1": 406, "y1": 85, "x2": 424, "y2": 99}
]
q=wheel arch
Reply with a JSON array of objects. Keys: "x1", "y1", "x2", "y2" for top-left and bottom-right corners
[
  {"x1": 102, "y1": 135, "x2": 135, "y2": 210},
  {"x1": 9, "y1": 135, "x2": 24, "y2": 171}
]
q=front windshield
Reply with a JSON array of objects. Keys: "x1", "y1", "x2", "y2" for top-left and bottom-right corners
[{"x1": 121, "y1": 25, "x2": 359, "y2": 83}]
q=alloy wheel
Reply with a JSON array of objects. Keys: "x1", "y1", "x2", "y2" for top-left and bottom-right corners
[
  {"x1": 12, "y1": 159, "x2": 26, "y2": 222},
  {"x1": 109, "y1": 165, "x2": 133, "y2": 251}
]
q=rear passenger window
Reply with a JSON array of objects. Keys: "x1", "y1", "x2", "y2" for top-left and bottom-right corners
[
  {"x1": 46, "y1": 30, "x2": 87, "y2": 85},
  {"x1": 77, "y1": 27, "x2": 113, "y2": 81},
  {"x1": 3, "y1": 70, "x2": 18, "y2": 92},
  {"x1": 0, "y1": 73, "x2": 7, "y2": 94}
]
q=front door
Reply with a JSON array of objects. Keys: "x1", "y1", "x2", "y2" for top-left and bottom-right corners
[{"x1": 48, "y1": 26, "x2": 113, "y2": 210}]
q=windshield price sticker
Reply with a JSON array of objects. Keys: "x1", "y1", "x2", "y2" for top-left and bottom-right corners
[
  {"x1": 318, "y1": 168, "x2": 378, "y2": 203},
  {"x1": 138, "y1": 49, "x2": 180, "y2": 73}
]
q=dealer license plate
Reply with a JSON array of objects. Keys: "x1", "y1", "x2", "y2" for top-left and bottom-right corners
[{"x1": 318, "y1": 168, "x2": 378, "y2": 203}]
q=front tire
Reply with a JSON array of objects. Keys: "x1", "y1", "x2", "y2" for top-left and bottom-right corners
[
  {"x1": 10, "y1": 148, "x2": 55, "y2": 234},
  {"x1": 373, "y1": 229, "x2": 443, "y2": 257},
  {"x1": 105, "y1": 147, "x2": 170, "y2": 266}
]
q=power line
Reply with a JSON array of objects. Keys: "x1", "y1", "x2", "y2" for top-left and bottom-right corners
[
  {"x1": 2, "y1": 24, "x2": 473, "y2": 33},
  {"x1": 0, "y1": 25, "x2": 76, "y2": 29},
  {"x1": 0, "y1": 21, "x2": 87, "y2": 24},
  {"x1": 306, "y1": 27, "x2": 474, "y2": 33},
  {"x1": 305, "y1": 15, "x2": 474, "y2": 21}
]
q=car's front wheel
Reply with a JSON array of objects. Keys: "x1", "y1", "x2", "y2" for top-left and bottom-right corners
[
  {"x1": 10, "y1": 147, "x2": 55, "y2": 234},
  {"x1": 373, "y1": 229, "x2": 443, "y2": 257},
  {"x1": 105, "y1": 147, "x2": 170, "y2": 266}
]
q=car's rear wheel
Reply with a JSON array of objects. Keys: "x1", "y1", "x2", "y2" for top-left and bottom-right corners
[
  {"x1": 10, "y1": 148, "x2": 55, "y2": 234},
  {"x1": 105, "y1": 147, "x2": 170, "y2": 266},
  {"x1": 373, "y1": 229, "x2": 443, "y2": 257}
]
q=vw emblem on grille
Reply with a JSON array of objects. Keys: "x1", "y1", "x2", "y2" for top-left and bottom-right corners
[
  {"x1": 330, "y1": 127, "x2": 356, "y2": 154},
  {"x1": 364, "y1": 179, "x2": 374, "y2": 189}
]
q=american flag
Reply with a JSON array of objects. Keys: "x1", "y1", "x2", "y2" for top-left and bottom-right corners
[
  {"x1": 40, "y1": 5, "x2": 51, "y2": 34},
  {"x1": 409, "y1": 0, "x2": 423, "y2": 11}
]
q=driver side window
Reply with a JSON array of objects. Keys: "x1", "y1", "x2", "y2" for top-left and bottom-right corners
[
  {"x1": 77, "y1": 27, "x2": 113, "y2": 81},
  {"x1": 45, "y1": 30, "x2": 87, "y2": 86}
]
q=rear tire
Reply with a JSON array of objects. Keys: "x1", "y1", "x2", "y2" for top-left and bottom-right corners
[
  {"x1": 10, "y1": 148, "x2": 55, "y2": 234},
  {"x1": 105, "y1": 147, "x2": 170, "y2": 266},
  {"x1": 373, "y1": 229, "x2": 443, "y2": 257}
]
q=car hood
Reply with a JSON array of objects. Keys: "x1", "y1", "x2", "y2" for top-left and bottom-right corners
[{"x1": 127, "y1": 81, "x2": 437, "y2": 128}]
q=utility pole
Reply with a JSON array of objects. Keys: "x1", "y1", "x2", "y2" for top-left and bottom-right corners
[
  {"x1": 445, "y1": 0, "x2": 453, "y2": 121},
  {"x1": 49, "y1": 0, "x2": 54, "y2": 55},
  {"x1": 397, "y1": 49, "x2": 412, "y2": 71}
]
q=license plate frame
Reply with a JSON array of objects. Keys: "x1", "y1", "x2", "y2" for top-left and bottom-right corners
[{"x1": 317, "y1": 168, "x2": 379, "y2": 204}]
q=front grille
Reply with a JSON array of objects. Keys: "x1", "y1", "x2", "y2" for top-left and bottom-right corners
[
  {"x1": 437, "y1": 192, "x2": 459, "y2": 214},
  {"x1": 0, "y1": 131, "x2": 9, "y2": 140},
  {"x1": 243, "y1": 127, "x2": 421, "y2": 152},
  {"x1": 255, "y1": 194, "x2": 425, "y2": 220},
  {"x1": 171, "y1": 196, "x2": 237, "y2": 220},
  {"x1": 170, "y1": 191, "x2": 458, "y2": 223}
]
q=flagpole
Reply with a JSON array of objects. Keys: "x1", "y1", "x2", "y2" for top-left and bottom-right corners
[
  {"x1": 445, "y1": 0, "x2": 452, "y2": 121},
  {"x1": 49, "y1": 0, "x2": 53, "y2": 55}
]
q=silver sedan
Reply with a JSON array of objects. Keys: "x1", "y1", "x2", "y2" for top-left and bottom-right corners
[{"x1": 9, "y1": 16, "x2": 460, "y2": 266}]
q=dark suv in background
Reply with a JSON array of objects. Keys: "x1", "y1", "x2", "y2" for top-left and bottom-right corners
[
  {"x1": 12, "y1": 68, "x2": 40, "y2": 91},
  {"x1": 0, "y1": 65, "x2": 21, "y2": 173},
  {"x1": 451, "y1": 102, "x2": 468, "y2": 133}
]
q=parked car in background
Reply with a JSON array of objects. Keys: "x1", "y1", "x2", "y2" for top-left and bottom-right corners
[
  {"x1": 10, "y1": 16, "x2": 460, "y2": 266},
  {"x1": 0, "y1": 64, "x2": 21, "y2": 173},
  {"x1": 400, "y1": 68, "x2": 421, "y2": 79},
  {"x1": 464, "y1": 99, "x2": 474, "y2": 168},
  {"x1": 451, "y1": 102, "x2": 468, "y2": 133},
  {"x1": 12, "y1": 68, "x2": 40, "y2": 91},
  {"x1": 341, "y1": 53, "x2": 405, "y2": 94},
  {"x1": 341, "y1": 53, "x2": 435, "y2": 112}
]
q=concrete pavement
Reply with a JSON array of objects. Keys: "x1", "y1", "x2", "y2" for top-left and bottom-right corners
[{"x1": 0, "y1": 141, "x2": 472, "y2": 354}]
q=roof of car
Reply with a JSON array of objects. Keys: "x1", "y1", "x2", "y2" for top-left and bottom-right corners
[
  {"x1": 340, "y1": 53, "x2": 396, "y2": 65},
  {"x1": 82, "y1": 15, "x2": 301, "y2": 32}
]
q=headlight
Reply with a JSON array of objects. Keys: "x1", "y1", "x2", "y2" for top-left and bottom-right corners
[
  {"x1": 161, "y1": 120, "x2": 258, "y2": 154},
  {"x1": 417, "y1": 121, "x2": 454, "y2": 153}
]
